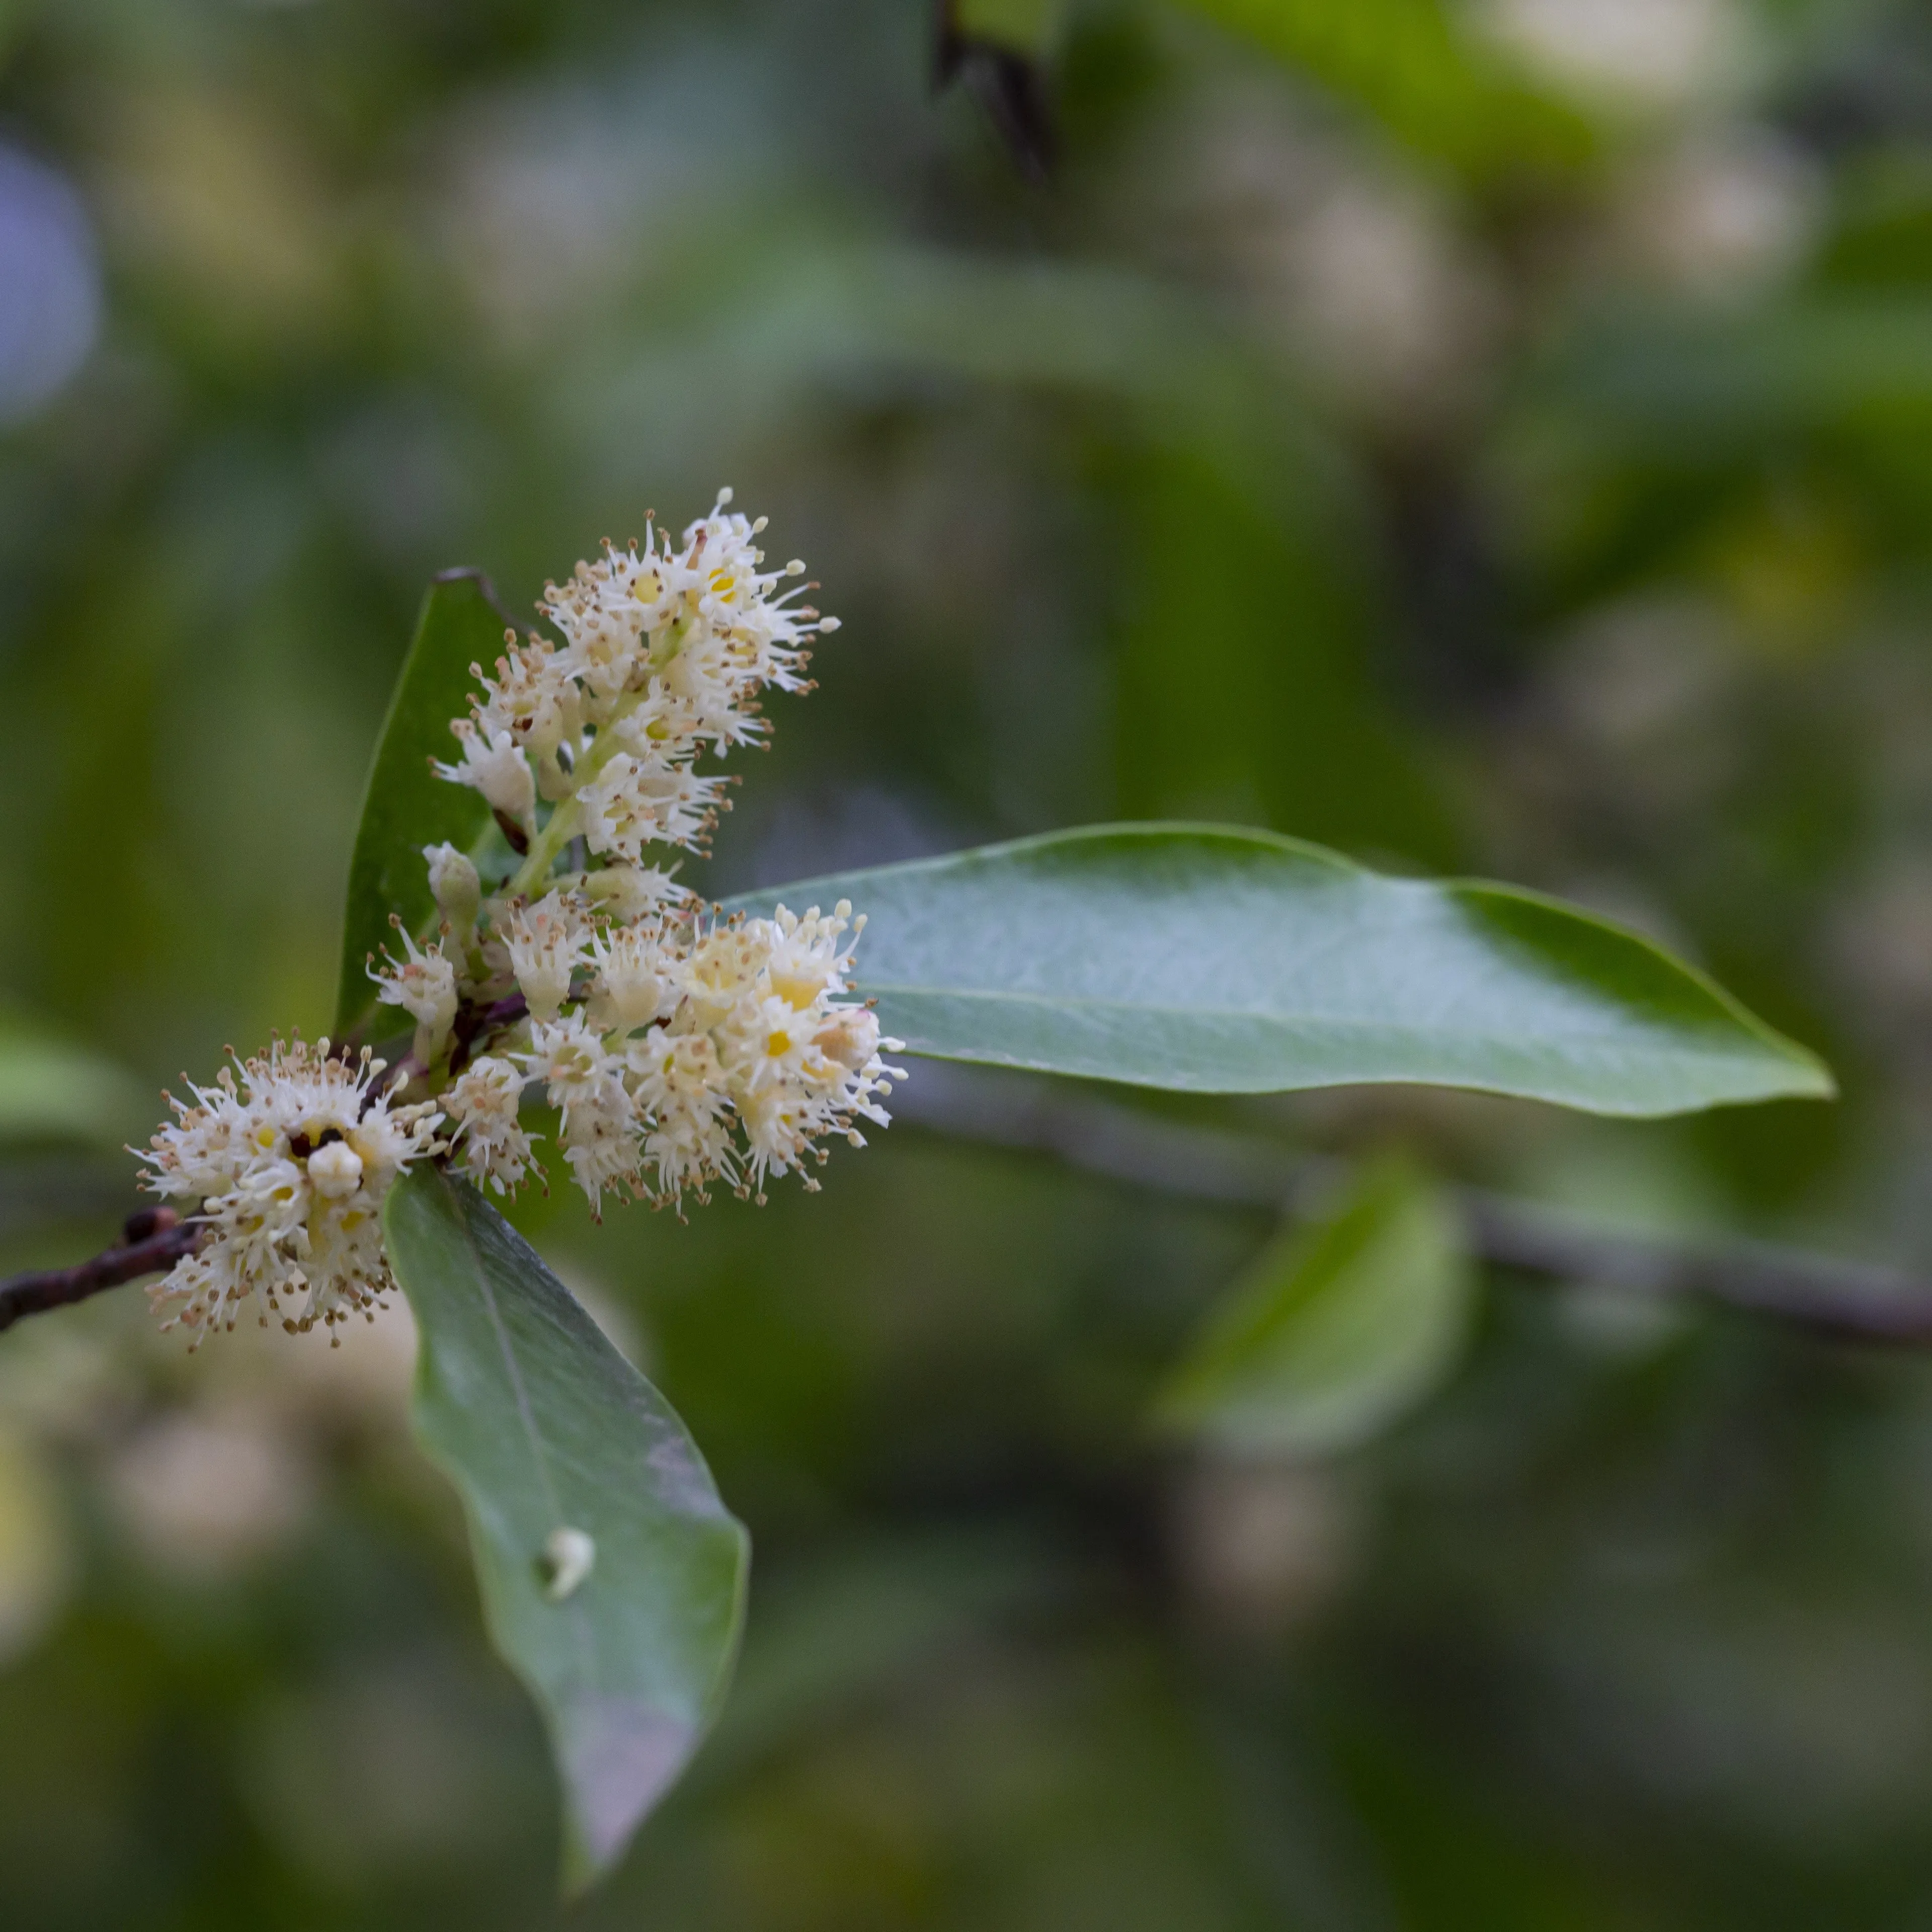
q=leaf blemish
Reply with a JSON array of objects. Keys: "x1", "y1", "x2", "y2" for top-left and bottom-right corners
[{"x1": 539, "y1": 1524, "x2": 596, "y2": 1601}]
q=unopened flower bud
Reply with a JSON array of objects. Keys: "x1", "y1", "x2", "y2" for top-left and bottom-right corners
[
  {"x1": 307, "y1": 1139, "x2": 364, "y2": 1198},
  {"x1": 425, "y1": 843, "x2": 481, "y2": 930},
  {"x1": 814, "y1": 1006, "x2": 880, "y2": 1073}
]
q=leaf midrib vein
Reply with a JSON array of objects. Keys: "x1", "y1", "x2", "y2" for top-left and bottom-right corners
[
  {"x1": 857, "y1": 981, "x2": 1759, "y2": 1055},
  {"x1": 458, "y1": 1190, "x2": 597, "y2": 1681}
]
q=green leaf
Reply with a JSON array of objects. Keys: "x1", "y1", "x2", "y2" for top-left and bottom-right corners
[
  {"x1": 1157, "y1": 1161, "x2": 1474, "y2": 1456},
  {"x1": 0, "y1": 1008, "x2": 145, "y2": 1146},
  {"x1": 728, "y1": 824, "x2": 1832, "y2": 1116},
  {"x1": 1164, "y1": 0, "x2": 1591, "y2": 177},
  {"x1": 334, "y1": 572, "x2": 511, "y2": 1039},
  {"x1": 385, "y1": 1167, "x2": 749, "y2": 1895},
  {"x1": 954, "y1": 0, "x2": 1062, "y2": 54}
]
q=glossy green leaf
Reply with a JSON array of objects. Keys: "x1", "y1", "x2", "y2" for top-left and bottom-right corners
[
  {"x1": 0, "y1": 1008, "x2": 145, "y2": 1146},
  {"x1": 385, "y1": 1167, "x2": 749, "y2": 1895},
  {"x1": 335, "y1": 572, "x2": 511, "y2": 1039},
  {"x1": 729, "y1": 824, "x2": 1831, "y2": 1116},
  {"x1": 1157, "y1": 1161, "x2": 1474, "y2": 1456}
]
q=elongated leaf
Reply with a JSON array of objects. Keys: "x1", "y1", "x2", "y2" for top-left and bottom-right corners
[
  {"x1": 1158, "y1": 1161, "x2": 1473, "y2": 1456},
  {"x1": 0, "y1": 1009, "x2": 145, "y2": 1146},
  {"x1": 386, "y1": 1167, "x2": 749, "y2": 1894},
  {"x1": 335, "y1": 572, "x2": 512, "y2": 1038},
  {"x1": 729, "y1": 824, "x2": 1831, "y2": 1116}
]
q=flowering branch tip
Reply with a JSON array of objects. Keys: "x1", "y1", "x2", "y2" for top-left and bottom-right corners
[{"x1": 127, "y1": 493, "x2": 903, "y2": 1346}]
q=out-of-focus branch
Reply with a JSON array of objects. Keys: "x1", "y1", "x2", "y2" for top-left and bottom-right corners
[
  {"x1": 892, "y1": 1064, "x2": 1932, "y2": 1345},
  {"x1": 0, "y1": 1208, "x2": 200, "y2": 1334},
  {"x1": 8, "y1": 1069, "x2": 1928, "y2": 1348}
]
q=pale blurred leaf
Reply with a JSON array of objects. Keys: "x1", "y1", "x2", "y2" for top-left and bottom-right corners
[
  {"x1": 0, "y1": 1010, "x2": 144, "y2": 1146},
  {"x1": 1166, "y1": 0, "x2": 1590, "y2": 175},
  {"x1": 1158, "y1": 1160, "x2": 1474, "y2": 1456}
]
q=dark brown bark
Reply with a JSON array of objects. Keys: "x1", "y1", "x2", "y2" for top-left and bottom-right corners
[{"x1": 0, "y1": 1208, "x2": 202, "y2": 1334}]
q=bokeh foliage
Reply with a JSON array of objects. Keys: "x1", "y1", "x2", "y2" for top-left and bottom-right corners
[{"x1": 5, "y1": 0, "x2": 1932, "y2": 1926}]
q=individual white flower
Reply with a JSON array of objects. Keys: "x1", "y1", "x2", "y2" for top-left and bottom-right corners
[
  {"x1": 719, "y1": 987, "x2": 901, "y2": 1197},
  {"x1": 627, "y1": 1028, "x2": 736, "y2": 1206},
  {"x1": 585, "y1": 924, "x2": 672, "y2": 1034},
  {"x1": 306, "y1": 1139, "x2": 364, "y2": 1199},
  {"x1": 762, "y1": 900, "x2": 861, "y2": 1010},
  {"x1": 581, "y1": 862, "x2": 688, "y2": 922},
  {"x1": 814, "y1": 1003, "x2": 882, "y2": 1074},
  {"x1": 442, "y1": 1055, "x2": 535, "y2": 1195},
  {"x1": 677, "y1": 919, "x2": 768, "y2": 1033},
  {"x1": 370, "y1": 926, "x2": 459, "y2": 1063},
  {"x1": 560, "y1": 1109, "x2": 643, "y2": 1220},
  {"x1": 472, "y1": 634, "x2": 584, "y2": 767},
  {"x1": 575, "y1": 751, "x2": 726, "y2": 861},
  {"x1": 139, "y1": 1036, "x2": 439, "y2": 1345},
  {"x1": 502, "y1": 892, "x2": 589, "y2": 1021},
  {"x1": 434, "y1": 719, "x2": 536, "y2": 824},
  {"x1": 521, "y1": 1014, "x2": 628, "y2": 1130}
]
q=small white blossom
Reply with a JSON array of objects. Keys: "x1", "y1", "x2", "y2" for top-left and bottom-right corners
[
  {"x1": 443, "y1": 1055, "x2": 535, "y2": 1195},
  {"x1": 370, "y1": 926, "x2": 460, "y2": 1063},
  {"x1": 442, "y1": 1055, "x2": 536, "y2": 1195},
  {"x1": 585, "y1": 924, "x2": 671, "y2": 1034},
  {"x1": 582, "y1": 862, "x2": 688, "y2": 923},
  {"x1": 628, "y1": 1027, "x2": 737, "y2": 1205},
  {"x1": 140, "y1": 1036, "x2": 439, "y2": 1345},
  {"x1": 473, "y1": 634, "x2": 584, "y2": 769},
  {"x1": 306, "y1": 1139, "x2": 365, "y2": 1199},
  {"x1": 502, "y1": 892, "x2": 589, "y2": 1022},
  {"x1": 435, "y1": 720, "x2": 536, "y2": 824},
  {"x1": 575, "y1": 752, "x2": 726, "y2": 862},
  {"x1": 561, "y1": 1110, "x2": 645, "y2": 1220},
  {"x1": 521, "y1": 1014, "x2": 626, "y2": 1128}
]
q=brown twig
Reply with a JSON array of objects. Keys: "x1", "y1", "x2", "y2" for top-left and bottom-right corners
[
  {"x1": 448, "y1": 992, "x2": 528, "y2": 1078},
  {"x1": 10, "y1": 1065, "x2": 1930, "y2": 1348},
  {"x1": 0, "y1": 1208, "x2": 202, "y2": 1335},
  {"x1": 891, "y1": 1064, "x2": 1932, "y2": 1347}
]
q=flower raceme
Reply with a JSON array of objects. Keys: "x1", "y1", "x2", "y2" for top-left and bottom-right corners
[
  {"x1": 433, "y1": 487, "x2": 836, "y2": 865},
  {"x1": 140, "y1": 495, "x2": 904, "y2": 1343}
]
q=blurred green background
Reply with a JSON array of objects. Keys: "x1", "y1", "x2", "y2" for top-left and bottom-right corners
[{"x1": 7, "y1": 0, "x2": 1932, "y2": 1924}]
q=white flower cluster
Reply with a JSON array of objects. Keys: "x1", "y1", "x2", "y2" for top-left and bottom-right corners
[
  {"x1": 437, "y1": 892, "x2": 901, "y2": 1214},
  {"x1": 140, "y1": 1037, "x2": 440, "y2": 1346},
  {"x1": 141, "y1": 494, "x2": 905, "y2": 1343},
  {"x1": 433, "y1": 488, "x2": 836, "y2": 864}
]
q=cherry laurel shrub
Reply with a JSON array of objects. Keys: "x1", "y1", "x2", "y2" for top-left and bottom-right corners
[{"x1": 6, "y1": 495, "x2": 1832, "y2": 1894}]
